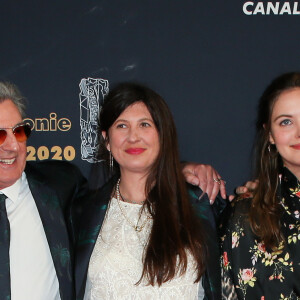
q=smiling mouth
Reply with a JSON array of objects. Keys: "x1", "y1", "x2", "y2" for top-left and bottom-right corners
[
  {"x1": 125, "y1": 148, "x2": 146, "y2": 154},
  {"x1": 0, "y1": 158, "x2": 16, "y2": 165}
]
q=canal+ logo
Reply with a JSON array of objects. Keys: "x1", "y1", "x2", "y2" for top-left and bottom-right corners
[{"x1": 243, "y1": 1, "x2": 300, "y2": 15}]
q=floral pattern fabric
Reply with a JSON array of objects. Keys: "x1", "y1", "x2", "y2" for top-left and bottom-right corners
[{"x1": 220, "y1": 168, "x2": 300, "y2": 300}]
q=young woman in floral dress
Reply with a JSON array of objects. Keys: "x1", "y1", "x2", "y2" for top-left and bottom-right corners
[{"x1": 220, "y1": 72, "x2": 300, "y2": 299}]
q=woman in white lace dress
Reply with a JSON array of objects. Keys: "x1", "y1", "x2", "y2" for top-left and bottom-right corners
[{"x1": 73, "y1": 83, "x2": 222, "y2": 300}]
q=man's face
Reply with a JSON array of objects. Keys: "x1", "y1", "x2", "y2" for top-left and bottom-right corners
[{"x1": 0, "y1": 99, "x2": 27, "y2": 189}]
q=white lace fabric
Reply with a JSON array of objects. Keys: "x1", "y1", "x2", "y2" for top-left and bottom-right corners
[{"x1": 84, "y1": 197, "x2": 200, "y2": 300}]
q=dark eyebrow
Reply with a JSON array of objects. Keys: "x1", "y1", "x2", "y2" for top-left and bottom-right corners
[
  {"x1": 139, "y1": 118, "x2": 154, "y2": 122},
  {"x1": 274, "y1": 114, "x2": 292, "y2": 122},
  {"x1": 114, "y1": 118, "x2": 154, "y2": 123}
]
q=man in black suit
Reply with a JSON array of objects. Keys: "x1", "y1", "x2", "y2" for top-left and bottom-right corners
[{"x1": 0, "y1": 81, "x2": 87, "y2": 300}]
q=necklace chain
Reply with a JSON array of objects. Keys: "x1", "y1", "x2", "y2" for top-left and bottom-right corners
[
  {"x1": 119, "y1": 190, "x2": 146, "y2": 205},
  {"x1": 116, "y1": 179, "x2": 151, "y2": 232}
]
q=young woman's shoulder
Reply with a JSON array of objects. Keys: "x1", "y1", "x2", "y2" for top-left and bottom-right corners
[
  {"x1": 232, "y1": 193, "x2": 253, "y2": 214},
  {"x1": 219, "y1": 193, "x2": 254, "y2": 239}
]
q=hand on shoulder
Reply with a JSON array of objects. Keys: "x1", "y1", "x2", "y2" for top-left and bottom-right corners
[{"x1": 182, "y1": 162, "x2": 226, "y2": 202}]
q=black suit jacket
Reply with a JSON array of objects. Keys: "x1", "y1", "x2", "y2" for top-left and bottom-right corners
[
  {"x1": 72, "y1": 176, "x2": 225, "y2": 300},
  {"x1": 25, "y1": 161, "x2": 88, "y2": 300}
]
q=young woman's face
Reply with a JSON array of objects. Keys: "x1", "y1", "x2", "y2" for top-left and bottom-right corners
[
  {"x1": 269, "y1": 88, "x2": 300, "y2": 177},
  {"x1": 103, "y1": 102, "x2": 160, "y2": 176}
]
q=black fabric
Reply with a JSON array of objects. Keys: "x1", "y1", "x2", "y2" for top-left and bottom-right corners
[
  {"x1": 0, "y1": 194, "x2": 10, "y2": 300},
  {"x1": 25, "y1": 161, "x2": 88, "y2": 300},
  {"x1": 220, "y1": 167, "x2": 300, "y2": 299}
]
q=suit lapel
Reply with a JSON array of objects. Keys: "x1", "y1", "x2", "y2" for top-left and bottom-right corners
[
  {"x1": 25, "y1": 165, "x2": 73, "y2": 300},
  {"x1": 75, "y1": 177, "x2": 116, "y2": 300}
]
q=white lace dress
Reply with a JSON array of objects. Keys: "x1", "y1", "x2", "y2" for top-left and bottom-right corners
[{"x1": 84, "y1": 197, "x2": 203, "y2": 300}]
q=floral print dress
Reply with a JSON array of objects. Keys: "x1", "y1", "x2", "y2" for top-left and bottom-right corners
[{"x1": 220, "y1": 168, "x2": 300, "y2": 300}]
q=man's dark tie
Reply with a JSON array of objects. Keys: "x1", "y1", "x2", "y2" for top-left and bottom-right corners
[{"x1": 0, "y1": 193, "x2": 10, "y2": 299}]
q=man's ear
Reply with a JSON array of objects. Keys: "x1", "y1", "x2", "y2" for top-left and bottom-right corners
[{"x1": 102, "y1": 131, "x2": 110, "y2": 151}]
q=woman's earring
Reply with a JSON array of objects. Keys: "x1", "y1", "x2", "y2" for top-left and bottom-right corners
[
  {"x1": 268, "y1": 143, "x2": 277, "y2": 157},
  {"x1": 109, "y1": 151, "x2": 114, "y2": 173}
]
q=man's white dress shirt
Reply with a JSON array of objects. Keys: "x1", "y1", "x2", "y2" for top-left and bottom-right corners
[{"x1": 1, "y1": 172, "x2": 60, "y2": 300}]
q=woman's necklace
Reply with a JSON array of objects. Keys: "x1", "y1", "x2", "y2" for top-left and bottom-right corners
[
  {"x1": 119, "y1": 191, "x2": 145, "y2": 205},
  {"x1": 116, "y1": 179, "x2": 151, "y2": 232}
]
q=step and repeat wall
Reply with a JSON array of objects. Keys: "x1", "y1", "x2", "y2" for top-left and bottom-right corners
[{"x1": 1, "y1": 0, "x2": 299, "y2": 192}]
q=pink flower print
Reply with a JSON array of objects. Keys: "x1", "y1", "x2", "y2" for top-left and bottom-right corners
[
  {"x1": 241, "y1": 269, "x2": 254, "y2": 281},
  {"x1": 257, "y1": 242, "x2": 266, "y2": 252},
  {"x1": 294, "y1": 210, "x2": 299, "y2": 219},
  {"x1": 223, "y1": 252, "x2": 229, "y2": 267},
  {"x1": 232, "y1": 234, "x2": 239, "y2": 248},
  {"x1": 295, "y1": 191, "x2": 300, "y2": 198}
]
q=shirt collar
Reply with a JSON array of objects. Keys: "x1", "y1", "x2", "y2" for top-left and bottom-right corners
[{"x1": 0, "y1": 173, "x2": 24, "y2": 203}]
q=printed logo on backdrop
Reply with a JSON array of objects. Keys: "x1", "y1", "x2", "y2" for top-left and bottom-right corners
[
  {"x1": 24, "y1": 113, "x2": 75, "y2": 161},
  {"x1": 243, "y1": 1, "x2": 300, "y2": 14},
  {"x1": 79, "y1": 78, "x2": 109, "y2": 163}
]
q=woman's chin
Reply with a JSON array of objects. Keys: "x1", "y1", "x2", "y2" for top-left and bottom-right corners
[{"x1": 120, "y1": 164, "x2": 153, "y2": 175}]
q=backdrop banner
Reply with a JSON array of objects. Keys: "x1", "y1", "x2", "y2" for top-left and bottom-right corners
[{"x1": 1, "y1": 0, "x2": 299, "y2": 192}]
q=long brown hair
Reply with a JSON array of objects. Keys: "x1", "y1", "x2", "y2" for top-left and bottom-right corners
[
  {"x1": 250, "y1": 72, "x2": 300, "y2": 249},
  {"x1": 99, "y1": 82, "x2": 207, "y2": 285}
]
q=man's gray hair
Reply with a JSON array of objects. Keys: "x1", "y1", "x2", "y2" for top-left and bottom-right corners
[{"x1": 0, "y1": 81, "x2": 26, "y2": 118}]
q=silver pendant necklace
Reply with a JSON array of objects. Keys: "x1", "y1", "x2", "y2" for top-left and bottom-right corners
[{"x1": 116, "y1": 179, "x2": 151, "y2": 232}]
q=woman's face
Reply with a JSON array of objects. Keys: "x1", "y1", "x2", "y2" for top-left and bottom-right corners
[
  {"x1": 103, "y1": 101, "x2": 160, "y2": 176},
  {"x1": 269, "y1": 88, "x2": 300, "y2": 177}
]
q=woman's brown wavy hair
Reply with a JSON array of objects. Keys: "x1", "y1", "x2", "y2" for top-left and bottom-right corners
[
  {"x1": 250, "y1": 72, "x2": 300, "y2": 249},
  {"x1": 99, "y1": 82, "x2": 207, "y2": 286}
]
